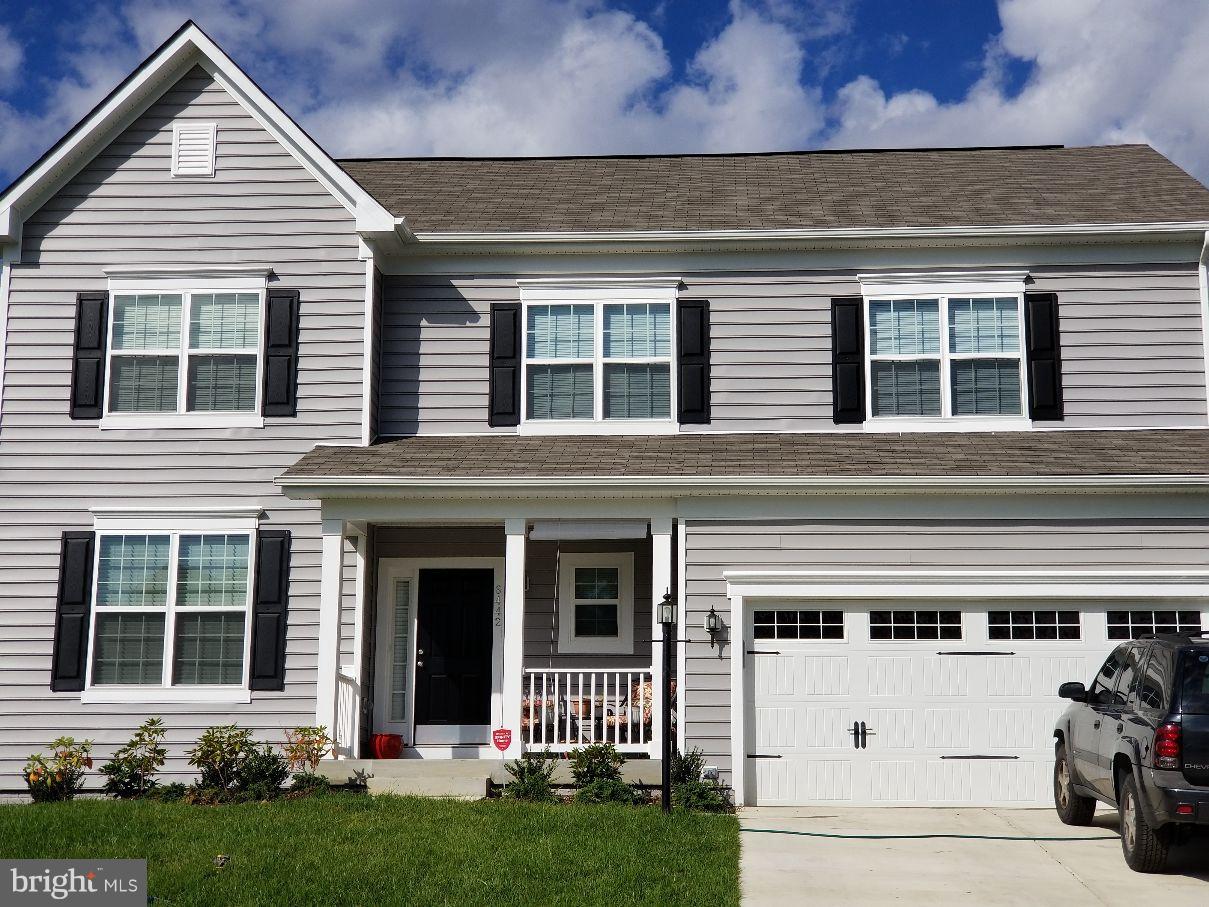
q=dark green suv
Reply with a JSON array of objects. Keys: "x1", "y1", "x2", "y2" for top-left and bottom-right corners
[{"x1": 1053, "y1": 633, "x2": 1209, "y2": 872}]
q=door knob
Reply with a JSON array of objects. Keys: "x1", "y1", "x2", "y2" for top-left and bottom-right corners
[
  {"x1": 417, "y1": 649, "x2": 424, "y2": 655},
  {"x1": 416, "y1": 660, "x2": 424, "y2": 668}
]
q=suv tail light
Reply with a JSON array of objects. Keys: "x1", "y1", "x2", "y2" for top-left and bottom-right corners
[{"x1": 1154, "y1": 722, "x2": 1181, "y2": 770}]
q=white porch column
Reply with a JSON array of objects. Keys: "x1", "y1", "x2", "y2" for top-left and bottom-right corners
[
  {"x1": 346, "y1": 525, "x2": 368, "y2": 759},
  {"x1": 315, "y1": 518, "x2": 345, "y2": 744},
  {"x1": 650, "y1": 518, "x2": 673, "y2": 759},
  {"x1": 502, "y1": 518, "x2": 527, "y2": 759}
]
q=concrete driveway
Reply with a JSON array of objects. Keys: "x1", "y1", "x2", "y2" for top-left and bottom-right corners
[{"x1": 740, "y1": 806, "x2": 1209, "y2": 905}]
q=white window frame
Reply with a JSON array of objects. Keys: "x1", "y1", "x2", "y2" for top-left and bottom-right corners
[
  {"x1": 750, "y1": 605, "x2": 847, "y2": 642},
  {"x1": 987, "y1": 608, "x2": 1083, "y2": 641},
  {"x1": 517, "y1": 278, "x2": 680, "y2": 435},
  {"x1": 858, "y1": 272, "x2": 1031, "y2": 432},
  {"x1": 557, "y1": 552, "x2": 635, "y2": 655},
  {"x1": 81, "y1": 510, "x2": 260, "y2": 704},
  {"x1": 101, "y1": 273, "x2": 267, "y2": 429}
]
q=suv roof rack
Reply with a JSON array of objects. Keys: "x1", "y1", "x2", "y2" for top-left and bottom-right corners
[{"x1": 1138, "y1": 631, "x2": 1209, "y2": 642}]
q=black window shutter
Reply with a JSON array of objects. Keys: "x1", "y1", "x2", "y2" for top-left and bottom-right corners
[
  {"x1": 488, "y1": 302, "x2": 521, "y2": 427},
  {"x1": 51, "y1": 531, "x2": 95, "y2": 691},
  {"x1": 677, "y1": 300, "x2": 710, "y2": 424},
  {"x1": 831, "y1": 296, "x2": 865, "y2": 424},
  {"x1": 262, "y1": 289, "x2": 300, "y2": 417},
  {"x1": 70, "y1": 293, "x2": 108, "y2": 419},
  {"x1": 1024, "y1": 292, "x2": 1064, "y2": 421},
  {"x1": 249, "y1": 530, "x2": 292, "y2": 691}
]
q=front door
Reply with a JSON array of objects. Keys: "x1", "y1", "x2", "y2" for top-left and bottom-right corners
[{"x1": 413, "y1": 568, "x2": 494, "y2": 742}]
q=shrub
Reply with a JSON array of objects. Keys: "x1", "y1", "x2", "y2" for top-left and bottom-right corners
[
  {"x1": 23, "y1": 737, "x2": 93, "y2": 802},
  {"x1": 145, "y1": 782, "x2": 189, "y2": 802},
  {"x1": 503, "y1": 751, "x2": 557, "y2": 802},
  {"x1": 574, "y1": 778, "x2": 644, "y2": 806},
  {"x1": 235, "y1": 745, "x2": 289, "y2": 799},
  {"x1": 669, "y1": 746, "x2": 707, "y2": 786},
  {"x1": 672, "y1": 780, "x2": 734, "y2": 813},
  {"x1": 289, "y1": 772, "x2": 331, "y2": 797},
  {"x1": 283, "y1": 726, "x2": 332, "y2": 774},
  {"x1": 569, "y1": 742, "x2": 624, "y2": 786},
  {"x1": 188, "y1": 725, "x2": 253, "y2": 791},
  {"x1": 101, "y1": 717, "x2": 167, "y2": 798}
]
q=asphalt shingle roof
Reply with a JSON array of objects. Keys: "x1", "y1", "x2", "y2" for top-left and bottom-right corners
[
  {"x1": 282, "y1": 430, "x2": 1209, "y2": 481},
  {"x1": 336, "y1": 145, "x2": 1209, "y2": 234}
]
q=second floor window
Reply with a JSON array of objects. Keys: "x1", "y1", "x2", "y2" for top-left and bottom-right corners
[
  {"x1": 867, "y1": 295, "x2": 1024, "y2": 419},
  {"x1": 525, "y1": 301, "x2": 672, "y2": 422},
  {"x1": 108, "y1": 290, "x2": 261, "y2": 415}
]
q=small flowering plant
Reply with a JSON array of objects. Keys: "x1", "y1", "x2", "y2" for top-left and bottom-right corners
[
  {"x1": 283, "y1": 726, "x2": 332, "y2": 775},
  {"x1": 24, "y1": 736, "x2": 93, "y2": 802}
]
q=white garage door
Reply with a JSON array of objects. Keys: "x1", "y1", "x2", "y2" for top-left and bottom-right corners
[{"x1": 746, "y1": 601, "x2": 1204, "y2": 807}]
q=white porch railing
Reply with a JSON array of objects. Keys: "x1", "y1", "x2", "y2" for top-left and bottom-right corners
[
  {"x1": 522, "y1": 668, "x2": 655, "y2": 755},
  {"x1": 333, "y1": 669, "x2": 359, "y2": 758}
]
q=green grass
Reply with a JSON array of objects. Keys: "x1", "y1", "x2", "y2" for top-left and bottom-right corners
[{"x1": 0, "y1": 795, "x2": 739, "y2": 907}]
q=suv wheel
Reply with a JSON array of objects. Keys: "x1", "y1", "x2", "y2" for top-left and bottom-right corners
[
  {"x1": 1119, "y1": 774, "x2": 1169, "y2": 873},
  {"x1": 1053, "y1": 744, "x2": 1096, "y2": 826}
]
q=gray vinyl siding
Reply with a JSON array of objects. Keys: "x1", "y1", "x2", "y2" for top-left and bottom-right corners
[
  {"x1": 683, "y1": 516, "x2": 1209, "y2": 783},
  {"x1": 0, "y1": 66, "x2": 366, "y2": 784},
  {"x1": 377, "y1": 262, "x2": 1206, "y2": 436}
]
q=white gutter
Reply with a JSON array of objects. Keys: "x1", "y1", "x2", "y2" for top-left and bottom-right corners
[
  {"x1": 276, "y1": 472, "x2": 1209, "y2": 498},
  {"x1": 410, "y1": 221, "x2": 1209, "y2": 245}
]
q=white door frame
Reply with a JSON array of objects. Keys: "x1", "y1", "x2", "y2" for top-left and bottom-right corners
[
  {"x1": 725, "y1": 569, "x2": 1209, "y2": 807},
  {"x1": 374, "y1": 557, "x2": 506, "y2": 754}
]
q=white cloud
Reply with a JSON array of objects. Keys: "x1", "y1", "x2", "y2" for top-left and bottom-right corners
[
  {"x1": 0, "y1": 26, "x2": 23, "y2": 90},
  {"x1": 825, "y1": 0, "x2": 1209, "y2": 183},
  {"x1": 2, "y1": 0, "x2": 1209, "y2": 189}
]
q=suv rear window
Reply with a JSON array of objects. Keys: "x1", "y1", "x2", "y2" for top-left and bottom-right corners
[{"x1": 1180, "y1": 652, "x2": 1209, "y2": 715}]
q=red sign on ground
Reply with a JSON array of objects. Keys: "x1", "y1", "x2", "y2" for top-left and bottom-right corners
[{"x1": 492, "y1": 728, "x2": 512, "y2": 752}]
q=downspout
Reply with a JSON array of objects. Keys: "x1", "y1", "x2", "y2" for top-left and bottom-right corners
[{"x1": 1199, "y1": 231, "x2": 1209, "y2": 424}]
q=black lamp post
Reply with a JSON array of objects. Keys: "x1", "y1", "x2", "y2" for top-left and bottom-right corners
[{"x1": 658, "y1": 590, "x2": 676, "y2": 813}]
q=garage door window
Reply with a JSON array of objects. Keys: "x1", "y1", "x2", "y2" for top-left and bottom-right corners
[
  {"x1": 753, "y1": 609, "x2": 844, "y2": 640},
  {"x1": 987, "y1": 610, "x2": 1080, "y2": 640},
  {"x1": 1107, "y1": 610, "x2": 1201, "y2": 640},
  {"x1": 869, "y1": 609, "x2": 961, "y2": 640}
]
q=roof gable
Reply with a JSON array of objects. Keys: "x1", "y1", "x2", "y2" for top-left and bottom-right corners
[{"x1": 0, "y1": 21, "x2": 398, "y2": 257}]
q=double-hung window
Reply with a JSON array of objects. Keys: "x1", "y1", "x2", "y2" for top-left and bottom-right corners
[
  {"x1": 519, "y1": 280, "x2": 677, "y2": 430},
  {"x1": 862, "y1": 277, "x2": 1026, "y2": 423},
  {"x1": 88, "y1": 530, "x2": 253, "y2": 696},
  {"x1": 106, "y1": 285, "x2": 263, "y2": 423}
]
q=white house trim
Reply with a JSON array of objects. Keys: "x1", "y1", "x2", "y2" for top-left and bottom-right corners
[
  {"x1": 726, "y1": 567, "x2": 1209, "y2": 807},
  {"x1": 90, "y1": 506, "x2": 262, "y2": 532},
  {"x1": 1198, "y1": 230, "x2": 1209, "y2": 424},
  {"x1": 278, "y1": 472, "x2": 1209, "y2": 500},
  {"x1": 857, "y1": 269, "x2": 1029, "y2": 297},
  {"x1": 411, "y1": 222, "x2": 1209, "y2": 248}
]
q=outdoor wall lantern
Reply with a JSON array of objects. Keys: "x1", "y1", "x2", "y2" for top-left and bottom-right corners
[
  {"x1": 658, "y1": 592, "x2": 676, "y2": 627},
  {"x1": 704, "y1": 606, "x2": 722, "y2": 648}
]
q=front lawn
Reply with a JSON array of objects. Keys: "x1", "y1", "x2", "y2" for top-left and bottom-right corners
[{"x1": 0, "y1": 795, "x2": 739, "y2": 906}]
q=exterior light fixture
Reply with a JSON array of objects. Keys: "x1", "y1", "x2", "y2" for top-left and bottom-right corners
[
  {"x1": 658, "y1": 591, "x2": 676, "y2": 626},
  {"x1": 705, "y1": 606, "x2": 722, "y2": 648}
]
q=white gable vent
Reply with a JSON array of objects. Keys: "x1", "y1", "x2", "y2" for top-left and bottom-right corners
[{"x1": 171, "y1": 122, "x2": 216, "y2": 177}]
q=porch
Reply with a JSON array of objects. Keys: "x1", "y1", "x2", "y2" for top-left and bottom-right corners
[{"x1": 317, "y1": 518, "x2": 676, "y2": 762}]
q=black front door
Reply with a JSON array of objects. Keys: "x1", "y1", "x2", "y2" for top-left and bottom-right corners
[{"x1": 413, "y1": 568, "x2": 494, "y2": 726}]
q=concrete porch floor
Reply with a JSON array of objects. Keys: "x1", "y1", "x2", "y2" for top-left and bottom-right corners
[
  {"x1": 316, "y1": 757, "x2": 663, "y2": 797},
  {"x1": 740, "y1": 806, "x2": 1209, "y2": 906}
]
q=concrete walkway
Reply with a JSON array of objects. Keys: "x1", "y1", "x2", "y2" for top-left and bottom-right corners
[{"x1": 740, "y1": 806, "x2": 1209, "y2": 905}]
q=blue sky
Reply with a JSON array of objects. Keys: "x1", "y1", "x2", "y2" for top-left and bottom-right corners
[{"x1": 1, "y1": 0, "x2": 1207, "y2": 185}]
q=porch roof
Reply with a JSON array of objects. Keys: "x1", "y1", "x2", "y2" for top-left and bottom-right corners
[{"x1": 280, "y1": 429, "x2": 1209, "y2": 488}]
